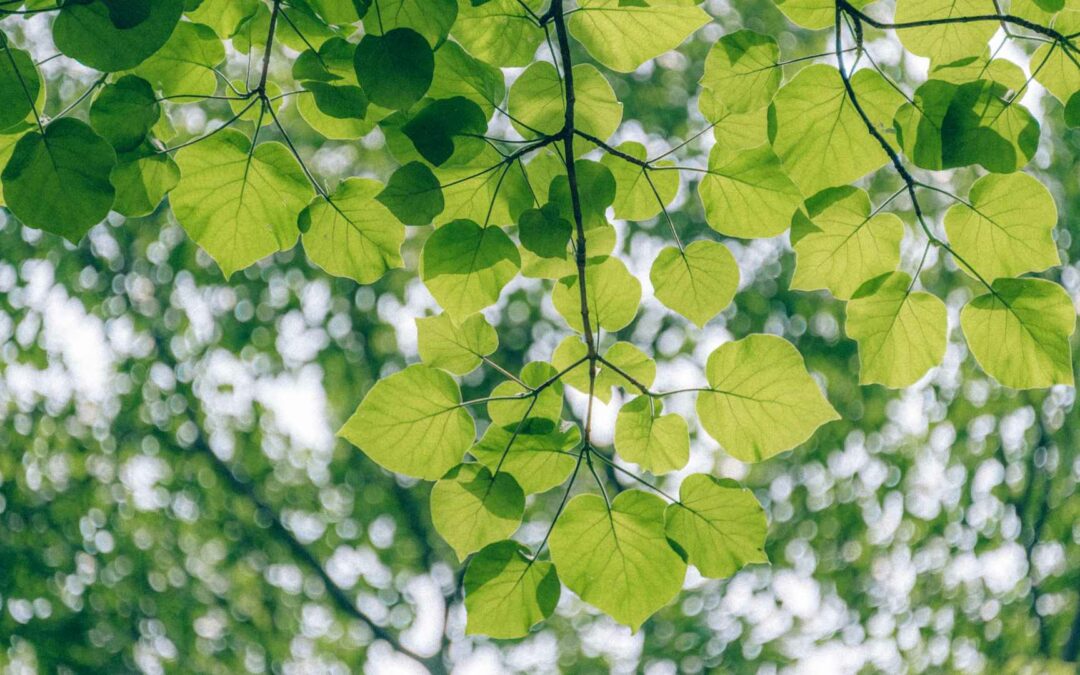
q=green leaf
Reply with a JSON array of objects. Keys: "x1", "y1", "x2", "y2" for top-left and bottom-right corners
[
  {"x1": 519, "y1": 205, "x2": 572, "y2": 260},
  {"x1": 471, "y1": 418, "x2": 580, "y2": 494},
  {"x1": 600, "y1": 143, "x2": 678, "y2": 222},
  {"x1": 700, "y1": 30, "x2": 780, "y2": 113},
  {"x1": 930, "y1": 52, "x2": 1027, "y2": 92},
  {"x1": 552, "y1": 338, "x2": 654, "y2": 403},
  {"x1": 132, "y1": 21, "x2": 225, "y2": 97},
  {"x1": 303, "y1": 81, "x2": 368, "y2": 121},
  {"x1": 698, "y1": 143, "x2": 802, "y2": 238},
  {"x1": 428, "y1": 41, "x2": 506, "y2": 119},
  {"x1": 53, "y1": 0, "x2": 183, "y2": 71},
  {"x1": 943, "y1": 173, "x2": 1059, "y2": 283},
  {"x1": 401, "y1": 96, "x2": 488, "y2": 166},
  {"x1": 365, "y1": 0, "x2": 458, "y2": 46},
  {"x1": 771, "y1": 65, "x2": 904, "y2": 196},
  {"x1": 464, "y1": 541, "x2": 560, "y2": 638},
  {"x1": 650, "y1": 240, "x2": 739, "y2": 327},
  {"x1": 1, "y1": 118, "x2": 116, "y2": 243},
  {"x1": 339, "y1": 364, "x2": 475, "y2": 480},
  {"x1": 377, "y1": 161, "x2": 444, "y2": 225},
  {"x1": 431, "y1": 463, "x2": 524, "y2": 561},
  {"x1": 297, "y1": 88, "x2": 379, "y2": 141},
  {"x1": 1067, "y1": 91, "x2": 1080, "y2": 128},
  {"x1": 699, "y1": 91, "x2": 769, "y2": 154},
  {"x1": 895, "y1": 0, "x2": 998, "y2": 63},
  {"x1": 1031, "y1": 40, "x2": 1080, "y2": 105},
  {"x1": 110, "y1": 147, "x2": 180, "y2": 217},
  {"x1": 432, "y1": 146, "x2": 515, "y2": 225},
  {"x1": 553, "y1": 256, "x2": 642, "y2": 334},
  {"x1": 960, "y1": 278, "x2": 1076, "y2": 389},
  {"x1": 894, "y1": 79, "x2": 1039, "y2": 174},
  {"x1": 696, "y1": 334, "x2": 838, "y2": 462},
  {"x1": 89, "y1": 75, "x2": 160, "y2": 152},
  {"x1": 549, "y1": 491, "x2": 687, "y2": 631},
  {"x1": 508, "y1": 62, "x2": 622, "y2": 140},
  {"x1": 354, "y1": 28, "x2": 434, "y2": 111},
  {"x1": 790, "y1": 186, "x2": 904, "y2": 300},
  {"x1": 845, "y1": 272, "x2": 948, "y2": 388},
  {"x1": 421, "y1": 219, "x2": 521, "y2": 320},
  {"x1": 416, "y1": 312, "x2": 498, "y2": 375},
  {"x1": 185, "y1": 0, "x2": 260, "y2": 37},
  {"x1": 615, "y1": 397, "x2": 689, "y2": 474},
  {"x1": 0, "y1": 47, "x2": 41, "y2": 131},
  {"x1": 664, "y1": 474, "x2": 768, "y2": 578},
  {"x1": 172, "y1": 129, "x2": 310, "y2": 278},
  {"x1": 292, "y1": 37, "x2": 356, "y2": 83},
  {"x1": 568, "y1": 0, "x2": 710, "y2": 73},
  {"x1": 453, "y1": 0, "x2": 544, "y2": 67},
  {"x1": 299, "y1": 178, "x2": 405, "y2": 284},
  {"x1": 488, "y1": 361, "x2": 565, "y2": 426},
  {"x1": 771, "y1": 0, "x2": 872, "y2": 29}
]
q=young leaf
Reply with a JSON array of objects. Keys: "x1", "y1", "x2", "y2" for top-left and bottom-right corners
[
  {"x1": 845, "y1": 272, "x2": 948, "y2": 389},
  {"x1": 943, "y1": 173, "x2": 1059, "y2": 282},
  {"x1": 1, "y1": 118, "x2": 116, "y2": 243},
  {"x1": 464, "y1": 541, "x2": 560, "y2": 639},
  {"x1": 430, "y1": 463, "x2": 524, "y2": 561},
  {"x1": 771, "y1": 65, "x2": 903, "y2": 196},
  {"x1": 452, "y1": 0, "x2": 544, "y2": 68},
  {"x1": 960, "y1": 278, "x2": 1076, "y2": 389},
  {"x1": 651, "y1": 240, "x2": 739, "y2": 327},
  {"x1": 471, "y1": 419, "x2": 581, "y2": 495},
  {"x1": 600, "y1": 143, "x2": 678, "y2": 222},
  {"x1": 0, "y1": 47, "x2": 41, "y2": 131},
  {"x1": 53, "y1": 0, "x2": 183, "y2": 72},
  {"x1": 365, "y1": 0, "x2": 458, "y2": 46},
  {"x1": 89, "y1": 76, "x2": 161, "y2": 153},
  {"x1": 615, "y1": 397, "x2": 690, "y2": 475},
  {"x1": 132, "y1": 22, "x2": 225, "y2": 97},
  {"x1": 894, "y1": 0, "x2": 998, "y2": 63},
  {"x1": 700, "y1": 30, "x2": 780, "y2": 113},
  {"x1": 377, "y1": 161, "x2": 445, "y2": 225},
  {"x1": 568, "y1": 0, "x2": 710, "y2": 73},
  {"x1": 300, "y1": 178, "x2": 405, "y2": 284},
  {"x1": 508, "y1": 62, "x2": 622, "y2": 140},
  {"x1": 696, "y1": 334, "x2": 839, "y2": 462},
  {"x1": 553, "y1": 256, "x2": 642, "y2": 334},
  {"x1": 664, "y1": 474, "x2": 768, "y2": 578},
  {"x1": 488, "y1": 361, "x2": 565, "y2": 426},
  {"x1": 110, "y1": 149, "x2": 180, "y2": 218},
  {"x1": 416, "y1": 312, "x2": 498, "y2": 375},
  {"x1": 771, "y1": 0, "x2": 873, "y2": 29},
  {"x1": 339, "y1": 364, "x2": 475, "y2": 480},
  {"x1": 553, "y1": 338, "x2": 654, "y2": 403},
  {"x1": 420, "y1": 219, "x2": 521, "y2": 320},
  {"x1": 790, "y1": 186, "x2": 904, "y2": 300},
  {"x1": 354, "y1": 28, "x2": 434, "y2": 111},
  {"x1": 549, "y1": 491, "x2": 687, "y2": 631},
  {"x1": 698, "y1": 143, "x2": 802, "y2": 239}
]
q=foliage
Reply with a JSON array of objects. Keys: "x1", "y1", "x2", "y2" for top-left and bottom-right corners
[{"x1": 1, "y1": 0, "x2": 1080, "y2": 669}]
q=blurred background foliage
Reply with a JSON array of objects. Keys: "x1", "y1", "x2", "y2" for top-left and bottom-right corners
[{"x1": 2, "y1": 0, "x2": 1080, "y2": 673}]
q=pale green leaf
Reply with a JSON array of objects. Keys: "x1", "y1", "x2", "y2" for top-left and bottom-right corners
[
  {"x1": 700, "y1": 30, "x2": 780, "y2": 113},
  {"x1": 568, "y1": 0, "x2": 710, "y2": 73},
  {"x1": 471, "y1": 418, "x2": 581, "y2": 494},
  {"x1": 600, "y1": 142, "x2": 678, "y2": 222},
  {"x1": 553, "y1": 256, "x2": 642, "y2": 334},
  {"x1": 453, "y1": 0, "x2": 544, "y2": 67},
  {"x1": 614, "y1": 397, "x2": 689, "y2": 475},
  {"x1": 431, "y1": 463, "x2": 524, "y2": 561},
  {"x1": 664, "y1": 474, "x2": 768, "y2": 578},
  {"x1": 300, "y1": 178, "x2": 405, "y2": 284},
  {"x1": 339, "y1": 364, "x2": 475, "y2": 480},
  {"x1": 365, "y1": 0, "x2": 458, "y2": 46},
  {"x1": 960, "y1": 278, "x2": 1076, "y2": 389},
  {"x1": 790, "y1": 186, "x2": 904, "y2": 300},
  {"x1": 696, "y1": 334, "x2": 839, "y2": 462},
  {"x1": 771, "y1": 0, "x2": 872, "y2": 29},
  {"x1": 650, "y1": 240, "x2": 739, "y2": 327},
  {"x1": 421, "y1": 219, "x2": 520, "y2": 320},
  {"x1": 549, "y1": 491, "x2": 687, "y2": 631},
  {"x1": 508, "y1": 62, "x2": 622, "y2": 140},
  {"x1": 416, "y1": 312, "x2": 498, "y2": 375},
  {"x1": 173, "y1": 129, "x2": 310, "y2": 278},
  {"x1": 895, "y1": 0, "x2": 998, "y2": 63},
  {"x1": 464, "y1": 541, "x2": 560, "y2": 639},
  {"x1": 845, "y1": 272, "x2": 948, "y2": 388},
  {"x1": 943, "y1": 172, "x2": 1059, "y2": 282},
  {"x1": 698, "y1": 143, "x2": 802, "y2": 239},
  {"x1": 487, "y1": 361, "x2": 565, "y2": 426},
  {"x1": 131, "y1": 22, "x2": 225, "y2": 97}
]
